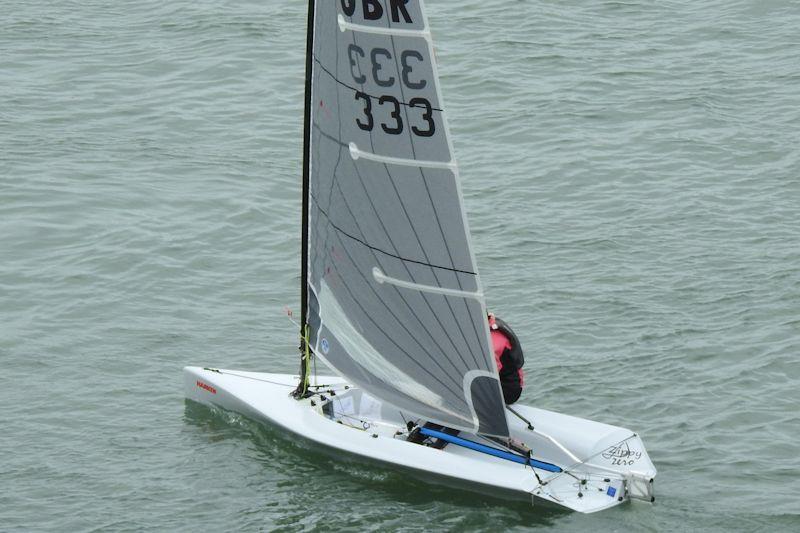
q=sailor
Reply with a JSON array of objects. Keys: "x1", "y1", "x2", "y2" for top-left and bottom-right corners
[
  {"x1": 407, "y1": 313, "x2": 525, "y2": 447},
  {"x1": 488, "y1": 312, "x2": 524, "y2": 404}
]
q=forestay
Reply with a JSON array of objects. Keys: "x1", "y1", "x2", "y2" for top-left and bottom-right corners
[{"x1": 303, "y1": 0, "x2": 509, "y2": 437}]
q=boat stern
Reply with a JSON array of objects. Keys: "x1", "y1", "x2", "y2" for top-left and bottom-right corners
[
  {"x1": 587, "y1": 432, "x2": 657, "y2": 505},
  {"x1": 625, "y1": 470, "x2": 656, "y2": 503}
]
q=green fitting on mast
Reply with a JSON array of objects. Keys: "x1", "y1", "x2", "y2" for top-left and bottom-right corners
[{"x1": 293, "y1": 324, "x2": 312, "y2": 399}]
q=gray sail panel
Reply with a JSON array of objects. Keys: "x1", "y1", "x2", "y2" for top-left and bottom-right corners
[
  {"x1": 319, "y1": 157, "x2": 476, "y2": 281},
  {"x1": 306, "y1": 0, "x2": 508, "y2": 436}
]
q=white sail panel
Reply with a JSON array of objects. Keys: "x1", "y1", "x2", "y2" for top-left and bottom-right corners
[{"x1": 305, "y1": 0, "x2": 509, "y2": 437}]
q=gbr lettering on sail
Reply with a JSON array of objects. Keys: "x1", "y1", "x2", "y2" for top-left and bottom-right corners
[
  {"x1": 341, "y1": 0, "x2": 414, "y2": 23},
  {"x1": 340, "y1": 0, "x2": 436, "y2": 138}
]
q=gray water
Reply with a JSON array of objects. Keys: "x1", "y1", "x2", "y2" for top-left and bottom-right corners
[{"x1": 2, "y1": 0, "x2": 799, "y2": 530}]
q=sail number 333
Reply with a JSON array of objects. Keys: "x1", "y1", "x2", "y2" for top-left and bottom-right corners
[{"x1": 348, "y1": 44, "x2": 435, "y2": 137}]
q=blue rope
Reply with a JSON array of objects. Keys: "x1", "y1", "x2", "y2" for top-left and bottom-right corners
[{"x1": 418, "y1": 427, "x2": 562, "y2": 473}]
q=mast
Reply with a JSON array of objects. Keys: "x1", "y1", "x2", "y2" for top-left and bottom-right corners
[{"x1": 295, "y1": 0, "x2": 315, "y2": 397}]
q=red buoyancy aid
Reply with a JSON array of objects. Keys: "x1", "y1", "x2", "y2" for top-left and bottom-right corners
[
  {"x1": 491, "y1": 328, "x2": 512, "y2": 369},
  {"x1": 488, "y1": 315, "x2": 524, "y2": 403}
]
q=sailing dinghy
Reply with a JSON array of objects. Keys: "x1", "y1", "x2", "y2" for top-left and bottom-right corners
[{"x1": 184, "y1": 0, "x2": 656, "y2": 513}]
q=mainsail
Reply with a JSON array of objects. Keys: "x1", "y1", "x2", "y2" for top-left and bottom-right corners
[{"x1": 300, "y1": 0, "x2": 509, "y2": 437}]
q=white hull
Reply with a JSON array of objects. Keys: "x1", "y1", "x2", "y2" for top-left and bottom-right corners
[{"x1": 184, "y1": 366, "x2": 656, "y2": 513}]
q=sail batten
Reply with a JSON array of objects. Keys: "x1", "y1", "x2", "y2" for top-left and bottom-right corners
[
  {"x1": 349, "y1": 143, "x2": 455, "y2": 169},
  {"x1": 373, "y1": 267, "x2": 483, "y2": 300},
  {"x1": 337, "y1": 17, "x2": 431, "y2": 37},
  {"x1": 303, "y1": 0, "x2": 509, "y2": 437}
]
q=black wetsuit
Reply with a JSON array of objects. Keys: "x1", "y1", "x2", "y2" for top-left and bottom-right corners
[{"x1": 493, "y1": 317, "x2": 524, "y2": 405}]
